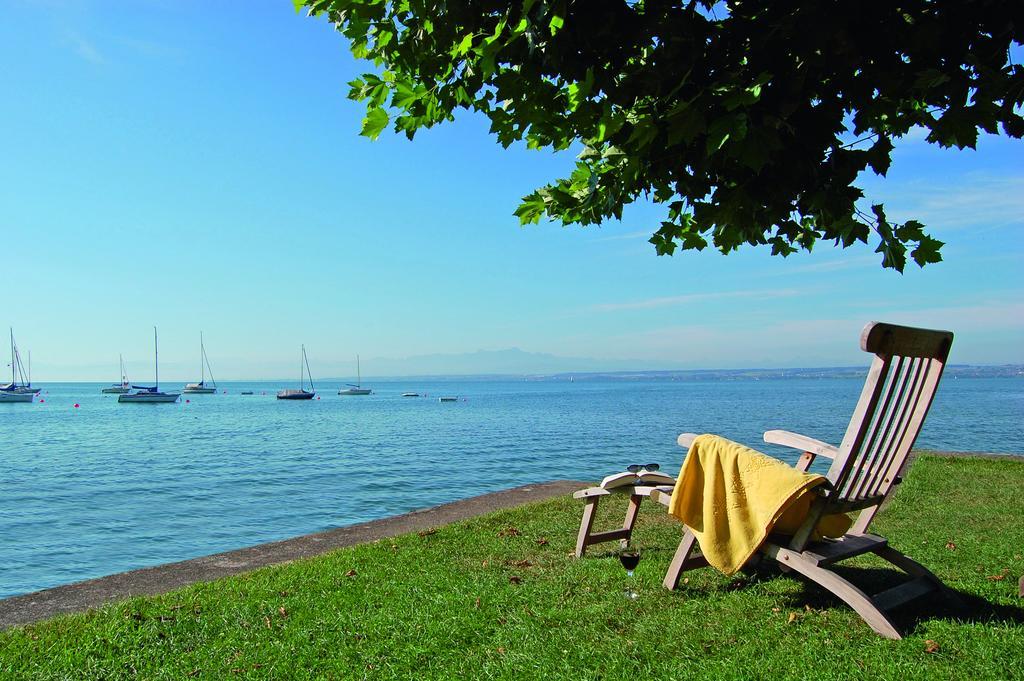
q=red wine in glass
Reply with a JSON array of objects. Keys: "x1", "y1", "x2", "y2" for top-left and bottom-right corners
[{"x1": 620, "y1": 547, "x2": 640, "y2": 599}]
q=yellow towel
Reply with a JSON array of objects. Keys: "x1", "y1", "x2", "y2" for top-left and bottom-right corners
[{"x1": 667, "y1": 434, "x2": 852, "y2": 574}]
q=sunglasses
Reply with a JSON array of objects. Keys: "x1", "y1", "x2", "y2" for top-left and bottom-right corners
[{"x1": 626, "y1": 463, "x2": 660, "y2": 473}]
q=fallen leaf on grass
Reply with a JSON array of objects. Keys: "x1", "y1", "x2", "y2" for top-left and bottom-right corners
[
  {"x1": 787, "y1": 612, "x2": 798, "y2": 624},
  {"x1": 418, "y1": 528, "x2": 438, "y2": 537},
  {"x1": 987, "y1": 574, "x2": 1006, "y2": 581},
  {"x1": 924, "y1": 640, "x2": 940, "y2": 654},
  {"x1": 535, "y1": 538, "x2": 549, "y2": 546},
  {"x1": 278, "y1": 606, "x2": 288, "y2": 618},
  {"x1": 498, "y1": 527, "x2": 522, "y2": 538},
  {"x1": 509, "y1": 575, "x2": 523, "y2": 585},
  {"x1": 188, "y1": 670, "x2": 201, "y2": 678},
  {"x1": 507, "y1": 559, "x2": 533, "y2": 568},
  {"x1": 345, "y1": 569, "x2": 357, "y2": 577},
  {"x1": 264, "y1": 616, "x2": 272, "y2": 629},
  {"x1": 945, "y1": 542, "x2": 956, "y2": 551},
  {"x1": 474, "y1": 598, "x2": 481, "y2": 609},
  {"x1": 497, "y1": 647, "x2": 506, "y2": 655}
]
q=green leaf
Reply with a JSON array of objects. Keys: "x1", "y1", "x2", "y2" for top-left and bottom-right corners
[
  {"x1": 549, "y1": 14, "x2": 564, "y2": 35},
  {"x1": 911, "y1": 235, "x2": 944, "y2": 267},
  {"x1": 360, "y1": 107, "x2": 389, "y2": 140},
  {"x1": 455, "y1": 33, "x2": 474, "y2": 57},
  {"x1": 514, "y1": 192, "x2": 547, "y2": 224}
]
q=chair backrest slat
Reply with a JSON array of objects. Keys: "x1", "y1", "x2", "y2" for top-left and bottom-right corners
[
  {"x1": 871, "y1": 357, "x2": 947, "y2": 499},
  {"x1": 825, "y1": 323, "x2": 953, "y2": 508},
  {"x1": 859, "y1": 356, "x2": 927, "y2": 498},
  {"x1": 856, "y1": 352, "x2": 913, "y2": 497}
]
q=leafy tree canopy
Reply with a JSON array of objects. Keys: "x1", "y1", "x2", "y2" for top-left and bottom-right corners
[{"x1": 296, "y1": 0, "x2": 1023, "y2": 271}]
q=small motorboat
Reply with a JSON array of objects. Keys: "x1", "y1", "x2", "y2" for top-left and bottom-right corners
[
  {"x1": 241, "y1": 391, "x2": 254, "y2": 395},
  {"x1": 401, "y1": 392, "x2": 419, "y2": 397},
  {"x1": 438, "y1": 396, "x2": 458, "y2": 402}
]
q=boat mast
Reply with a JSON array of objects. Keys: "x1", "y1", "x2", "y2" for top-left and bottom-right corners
[
  {"x1": 9, "y1": 329, "x2": 14, "y2": 386},
  {"x1": 200, "y1": 331, "x2": 205, "y2": 383},
  {"x1": 304, "y1": 345, "x2": 314, "y2": 393},
  {"x1": 202, "y1": 333, "x2": 216, "y2": 388},
  {"x1": 300, "y1": 345, "x2": 305, "y2": 391},
  {"x1": 154, "y1": 326, "x2": 159, "y2": 390},
  {"x1": 357, "y1": 354, "x2": 361, "y2": 388}
]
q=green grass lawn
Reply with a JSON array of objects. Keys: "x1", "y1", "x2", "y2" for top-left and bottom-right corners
[{"x1": 2, "y1": 455, "x2": 1023, "y2": 680}]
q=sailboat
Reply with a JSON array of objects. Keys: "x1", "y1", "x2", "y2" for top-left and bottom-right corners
[
  {"x1": 101, "y1": 354, "x2": 132, "y2": 393},
  {"x1": 118, "y1": 327, "x2": 181, "y2": 403},
  {"x1": 183, "y1": 332, "x2": 217, "y2": 394},
  {"x1": 1, "y1": 329, "x2": 37, "y2": 401},
  {"x1": 277, "y1": 345, "x2": 316, "y2": 400},
  {"x1": 338, "y1": 354, "x2": 372, "y2": 395}
]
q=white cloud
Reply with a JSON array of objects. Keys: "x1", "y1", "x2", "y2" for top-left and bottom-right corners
[
  {"x1": 64, "y1": 31, "x2": 105, "y2": 64},
  {"x1": 591, "y1": 288, "x2": 801, "y2": 312},
  {"x1": 870, "y1": 174, "x2": 1024, "y2": 232},
  {"x1": 591, "y1": 229, "x2": 652, "y2": 243}
]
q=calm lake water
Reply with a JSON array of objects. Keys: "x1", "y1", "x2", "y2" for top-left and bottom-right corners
[{"x1": 2, "y1": 376, "x2": 1022, "y2": 598}]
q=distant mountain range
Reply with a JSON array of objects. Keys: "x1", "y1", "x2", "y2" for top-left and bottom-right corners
[{"x1": 315, "y1": 347, "x2": 1022, "y2": 381}]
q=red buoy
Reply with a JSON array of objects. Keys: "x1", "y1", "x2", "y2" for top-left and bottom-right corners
[{"x1": 74, "y1": 403, "x2": 80, "y2": 408}]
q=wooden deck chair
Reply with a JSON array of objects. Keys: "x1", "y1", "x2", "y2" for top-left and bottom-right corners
[{"x1": 651, "y1": 321, "x2": 956, "y2": 639}]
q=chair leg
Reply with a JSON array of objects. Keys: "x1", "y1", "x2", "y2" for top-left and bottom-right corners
[
  {"x1": 873, "y1": 545, "x2": 963, "y2": 608},
  {"x1": 575, "y1": 497, "x2": 600, "y2": 558},
  {"x1": 663, "y1": 529, "x2": 699, "y2": 591},
  {"x1": 769, "y1": 547, "x2": 902, "y2": 640},
  {"x1": 620, "y1": 494, "x2": 643, "y2": 548}
]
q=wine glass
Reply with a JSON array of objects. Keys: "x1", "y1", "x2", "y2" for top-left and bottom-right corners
[{"x1": 619, "y1": 542, "x2": 641, "y2": 599}]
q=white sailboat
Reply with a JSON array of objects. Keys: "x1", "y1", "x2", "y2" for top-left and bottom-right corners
[
  {"x1": 183, "y1": 332, "x2": 217, "y2": 394},
  {"x1": 119, "y1": 327, "x2": 181, "y2": 403},
  {"x1": 101, "y1": 354, "x2": 132, "y2": 394},
  {"x1": 1, "y1": 329, "x2": 37, "y2": 401},
  {"x1": 338, "y1": 355, "x2": 372, "y2": 395},
  {"x1": 277, "y1": 345, "x2": 316, "y2": 400}
]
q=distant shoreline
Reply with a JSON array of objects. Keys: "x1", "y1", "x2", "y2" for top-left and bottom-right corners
[{"x1": 28, "y1": 364, "x2": 1024, "y2": 383}]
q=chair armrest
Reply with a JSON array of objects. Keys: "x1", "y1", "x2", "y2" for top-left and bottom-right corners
[
  {"x1": 677, "y1": 433, "x2": 699, "y2": 448},
  {"x1": 763, "y1": 430, "x2": 838, "y2": 459}
]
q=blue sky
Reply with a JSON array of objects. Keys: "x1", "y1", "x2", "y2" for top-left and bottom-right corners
[{"x1": 2, "y1": 1, "x2": 1022, "y2": 380}]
